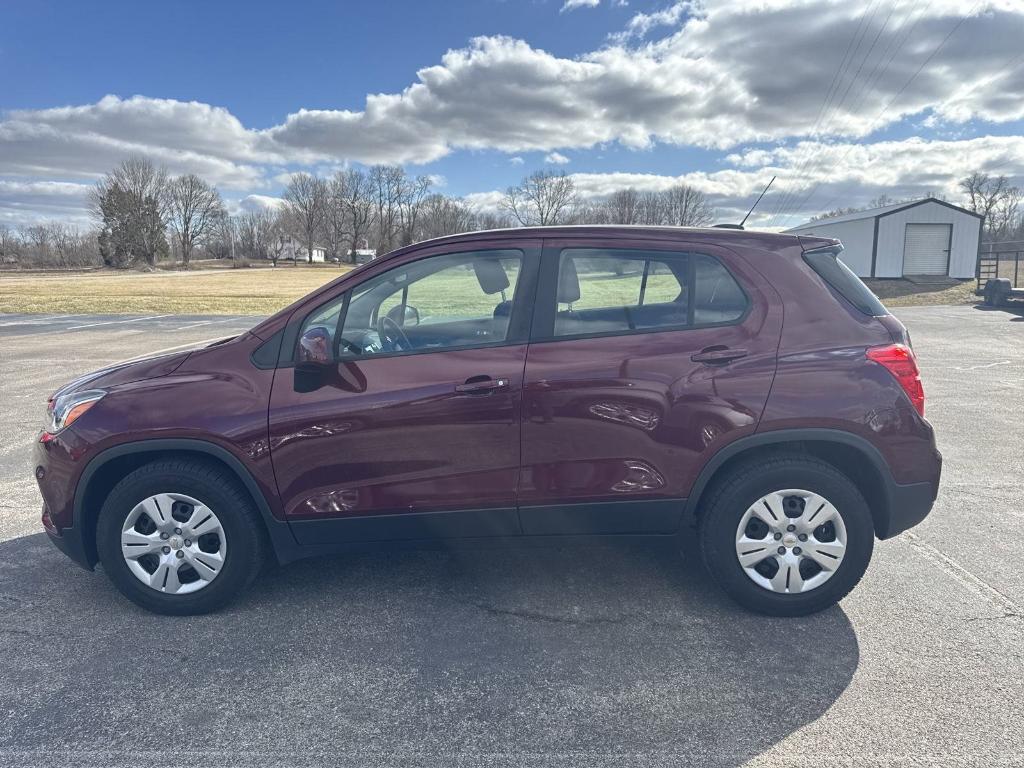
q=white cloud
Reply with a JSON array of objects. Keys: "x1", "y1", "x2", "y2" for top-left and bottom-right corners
[
  {"x1": 561, "y1": 0, "x2": 600, "y2": 11},
  {"x1": 465, "y1": 134, "x2": 1024, "y2": 226},
  {"x1": 611, "y1": 1, "x2": 690, "y2": 41},
  {"x1": 236, "y1": 194, "x2": 286, "y2": 214},
  {"x1": 2, "y1": 1, "x2": 1024, "y2": 223},
  {"x1": 545, "y1": 151, "x2": 570, "y2": 164},
  {"x1": 508, "y1": 156, "x2": 525, "y2": 165},
  {"x1": 0, "y1": 180, "x2": 93, "y2": 226}
]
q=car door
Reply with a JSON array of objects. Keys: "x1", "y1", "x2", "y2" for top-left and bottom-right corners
[
  {"x1": 268, "y1": 238, "x2": 540, "y2": 545},
  {"x1": 519, "y1": 237, "x2": 782, "y2": 535}
]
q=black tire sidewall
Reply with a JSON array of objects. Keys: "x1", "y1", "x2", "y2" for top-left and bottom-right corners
[
  {"x1": 96, "y1": 463, "x2": 261, "y2": 615},
  {"x1": 701, "y1": 459, "x2": 874, "y2": 616}
]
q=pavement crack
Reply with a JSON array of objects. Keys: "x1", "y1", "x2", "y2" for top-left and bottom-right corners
[
  {"x1": 469, "y1": 601, "x2": 638, "y2": 626},
  {"x1": 965, "y1": 612, "x2": 1023, "y2": 623},
  {"x1": 905, "y1": 532, "x2": 1021, "y2": 618}
]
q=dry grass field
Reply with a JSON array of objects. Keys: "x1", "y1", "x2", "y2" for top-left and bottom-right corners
[
  {"x1": 863, "y1": 278, "x2": 978, "y2": 307},
  {"x1": 0, "y1": 264, "x2": 353, "y2": 315},
  {"x1": 0, "y1": 262, "x2": 983, "y2": 316}
]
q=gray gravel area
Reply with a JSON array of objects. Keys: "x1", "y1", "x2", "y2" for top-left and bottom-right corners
[{"x1": 0, "y1": 306, "x2": 1021, "y2": 767}]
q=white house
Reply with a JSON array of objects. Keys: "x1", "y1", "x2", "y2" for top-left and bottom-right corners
[
  {"x1": 785, "y1": 198, "x2": 983, "y2": 278},
  {"x1": 278, "y1": 236, "x2": 326, "y2": 263}
]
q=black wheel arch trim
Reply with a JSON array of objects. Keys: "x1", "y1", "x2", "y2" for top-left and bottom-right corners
[
  {"x1": 682, "y1": 427, "x2": 936, "y2": 540},
  {"x1": 72, "y1": 438, "x2": 304, "y2": 568}
]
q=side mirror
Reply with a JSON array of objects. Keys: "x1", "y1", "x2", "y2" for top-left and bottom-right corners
[
  {"x1": 294, "y1": 326, "x2": 331, "y2": 393},
  {"x1": 297, "y1": 326, "x2": 332, "y2": 366}
]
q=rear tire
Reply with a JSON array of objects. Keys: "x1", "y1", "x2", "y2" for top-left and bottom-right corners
[
  {"x1": 96, "y1": 459, "x2": 266, "y2": 615},
  {"x1": 699, "y1": 455, "x2": 874, "y2": 617}
]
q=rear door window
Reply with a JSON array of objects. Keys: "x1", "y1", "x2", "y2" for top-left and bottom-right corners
[{"x1": 551, "y1": 248, "x2": 746, "y2": 338}]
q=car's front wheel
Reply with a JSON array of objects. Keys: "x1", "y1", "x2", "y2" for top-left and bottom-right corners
[
  {"x1": 699, "y1": 455, "x2": 874, "y2": 616},
  {"x1": 96, "y1": 459, "x2": 266, "y2": 615}
]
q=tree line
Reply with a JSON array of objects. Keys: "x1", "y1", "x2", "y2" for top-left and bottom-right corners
[{"x1": 1, "y1": 159, "x2": 718, "y2": 270}]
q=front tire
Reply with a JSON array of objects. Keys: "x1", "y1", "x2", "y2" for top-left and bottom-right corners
[
  {"x1": 699, "y1": 455, "x2": 874, "y2": 617},
  {"x1": 96, "y1": 459, "x2": 266, "y2": 615}
]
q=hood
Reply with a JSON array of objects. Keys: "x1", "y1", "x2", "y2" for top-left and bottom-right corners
[{"x1": 53, "y1": 335, "x2": 237, "y2": 398}]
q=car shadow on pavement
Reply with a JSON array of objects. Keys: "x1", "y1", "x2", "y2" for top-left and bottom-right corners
[
  {"x1": 0, "y1": 532, "x2": 859, "y2": 767},
  {"x1": 972, "y1": 303, "x2": 1024, "y2": 320}
]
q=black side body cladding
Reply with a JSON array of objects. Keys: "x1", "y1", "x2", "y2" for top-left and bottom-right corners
[
  {"x1": 58, "y1": 429, "x2": 935, "y2": 571},
  {"x1": 682, "y1": 428, "x2": 938, "y2": 540},
  {"x1": 68, "y1": 439, "x2": 302, "y2": 569}
]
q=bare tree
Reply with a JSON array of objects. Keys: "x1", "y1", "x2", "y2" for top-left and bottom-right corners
[
  {"x1": 0, "y1": 224, "x2": 17, "y2": 264},
  {"x1": 603, "y1": 188, "x2": 642, "y2": 224},
  {"x1": 166, "y1": 174, "x2": 225, "y2": 267},
  {"x1": 474, "y1": 211, "x2": 514, "y2": 231},
  {"x1": 332, "y1": 169, "x2": 375, "y2": 262},
  {"x1": 23, "y1": 225, "x2": 51, "y2": 262},
  {"x1": 417, "y1": 194, "x2": 477, "y2": 240},
  {"x1": 960, "y1": 172, "x2": 1010, "y2": 238},
  {"x1": 989, "y1": 186, "x2": 1022, "y2": 242},
  {"x1": 322, "y1": 176, "x2": 350, "y2": 264},
  {"x1": 369, "y1": 165, "x2": 407, "y2": 254},
  {"x1": 501, "y1": 170, "x2": 578, "y2": 226},
  {"x1": 661, "y1": 184, "x2": 714, "y2": 226},
  {"x1": 90, "y1": 156, "x2": 170, "y2": 267},
  {"x1": 283, "y1": 173, "x2": 328, "y2": 263},
  {"x1": 268, "y1": 210, "x2": 291, "y2": 267},
  {"x1": 397, "y1": 174, "x2": 433, "y2": 247},
  {"x1": 237, "y1": 209, "x2": 277, "y2": 264}
]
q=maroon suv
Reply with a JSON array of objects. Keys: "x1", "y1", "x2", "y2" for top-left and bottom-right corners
[{"x1": 35, "y1": 226, "x2": 941, "y2": 616}]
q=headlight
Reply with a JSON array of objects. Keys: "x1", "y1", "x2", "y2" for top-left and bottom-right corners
[{"x1": 46, "y1": 389, "x2": 106, "y2": 433}]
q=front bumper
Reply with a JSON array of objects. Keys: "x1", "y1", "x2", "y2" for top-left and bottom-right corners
[
  {"x1": 35, "y1": 428, "x2": 97, "y2": 570},
  {"x1": 43, "y1": 514, "x2": 94, "y2": 570}
]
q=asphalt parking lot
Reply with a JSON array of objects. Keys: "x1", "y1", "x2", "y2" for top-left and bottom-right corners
[{"x1": 0, "y1": 306, "x2": 1022, "y2": 767}]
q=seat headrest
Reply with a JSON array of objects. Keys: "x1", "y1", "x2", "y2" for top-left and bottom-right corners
[
  {"x1": 557, "y1": 258, "x2": 581, "y2": 304},
  {"x1": 473, "y1": 258, "x2": 511, "y2": 295}
]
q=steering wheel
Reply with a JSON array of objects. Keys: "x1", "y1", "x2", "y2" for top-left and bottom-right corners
[{"x1": 378, "y1": 315, "x2": 412, "y2": 352}]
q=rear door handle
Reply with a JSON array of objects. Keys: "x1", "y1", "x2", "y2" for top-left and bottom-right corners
[
  {"x1": 691, "y1": 347, "x2": 748, "y2": 365},
  {"x1": 455, "y1": 376, "x2": 510, "y2": 394}
]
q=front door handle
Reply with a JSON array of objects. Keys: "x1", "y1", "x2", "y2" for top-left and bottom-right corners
[
  {"x1": 455, "y1": 376, "x2": 510, "y2": 394},
  {"x1": 691, "y1": 347, "x2": 748, "y2": 365}
]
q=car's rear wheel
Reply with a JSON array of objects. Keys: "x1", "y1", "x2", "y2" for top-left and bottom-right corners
[
  {"x1": 96, "y1": 459, "x2": 265, "y2": 615},
  {"x1": 699, "y1": 455, "x2": 874, "y2": 616}
]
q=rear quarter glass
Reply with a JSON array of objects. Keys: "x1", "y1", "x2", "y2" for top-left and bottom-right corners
[{"x1": 803, "y1": 247, "x2": 888, "y2": 317}]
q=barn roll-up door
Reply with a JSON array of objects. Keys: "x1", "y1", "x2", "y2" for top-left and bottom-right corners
[{"x1": 903, "y1": 223, "x2": 952, "y2": 275}]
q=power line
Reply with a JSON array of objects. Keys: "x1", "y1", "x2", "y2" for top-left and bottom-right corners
[
  {"x1": 769, "y1": 0, "x2": 932, "y2": 226},
  {"x1": 765, "y1": 1, "x2": 882, "y2": 223},
  {"x1": 778, "y1": 3, "x2": 982, "y2": 225},
  {"x1": 809, "y1": 35, "x2": 1024, "y2": 219}
]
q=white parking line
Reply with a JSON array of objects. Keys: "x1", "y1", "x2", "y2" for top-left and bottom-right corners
[
  {"x1": 0, "y1": 313, "x2": 90, "y2": 326},
  {"x1": 67, "y1": 314, "x2": 171, "y2": 330},
  {"x1": 953, "y1": 360, "x2": 1011, "y2": 371}
]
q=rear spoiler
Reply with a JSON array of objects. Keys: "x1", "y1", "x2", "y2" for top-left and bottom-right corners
[{"x1": 798, "y1": 236, "x2": 842, "y2": 254}]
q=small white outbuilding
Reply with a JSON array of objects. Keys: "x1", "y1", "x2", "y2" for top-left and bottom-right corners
[{"x1": 785, "y1": 198, "x2": 983, "y2": 278}]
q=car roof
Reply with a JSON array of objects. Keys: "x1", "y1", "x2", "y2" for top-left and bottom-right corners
[{"x1": 379, "y1": 225, "x2": 833, "y2": 261}]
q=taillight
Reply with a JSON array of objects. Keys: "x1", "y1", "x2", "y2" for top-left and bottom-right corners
[{"x1": 866, "y1": 344, "x2": 925, "y2": 417}]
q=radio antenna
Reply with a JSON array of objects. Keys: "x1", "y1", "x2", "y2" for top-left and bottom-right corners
[{"x1": 739, "y1": 176, "x2": 776, "y2": 227}]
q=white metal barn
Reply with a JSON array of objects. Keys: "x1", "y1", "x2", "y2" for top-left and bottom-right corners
[{"x1": 785, "y1": 198, "x2": 983, "y2": 278}]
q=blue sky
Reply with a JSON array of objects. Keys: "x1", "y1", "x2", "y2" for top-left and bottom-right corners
[{"x1": 2, "y1": 0, "x2": 1023, "y2": 228}]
